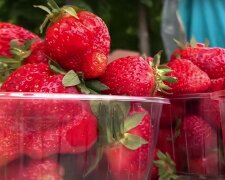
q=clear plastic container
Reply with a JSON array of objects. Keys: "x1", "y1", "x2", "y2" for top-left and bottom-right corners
[
  {"x1": 157, "y1": 92, "x2": 225, "y2": 179},
  {"x1": 0, "y1": 92, "x2": 168, "y2": 180}
]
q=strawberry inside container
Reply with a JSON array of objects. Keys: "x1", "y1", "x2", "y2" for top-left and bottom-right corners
[
  {"x1": 156, "y1": 92, "x2": 225, "y2": 179},
  {"x1": 0, "y1": 92, "x2": 169, "y2": 180}
]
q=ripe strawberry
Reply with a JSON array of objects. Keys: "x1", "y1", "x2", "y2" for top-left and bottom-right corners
[
  {"x1": 167, "y1": 58, "x2": 211, "y2": 94},
  {"x1": 0, "y1": 63, "x2": 97, "y2": 134},
  {"x1": 176, "y1": 115, "x2": 217, "y2": 158},
  {"x1": 0, "y1": 39, "x2": 48, "y2": 81},
  {"x1": 178, "y1": 47, "x2": 225, "y2": 80},
  {"x1": 1, "y1": 63, "x2": 52, "y2": 92},
  {"x1": 100, "y1": 54, "x2": 175, "y2": 96},
  {"x1": 0, "y1": 22, "x2": 41, "y2": 57},
  {"x1": 0, "y1": 159, "x2": 64, "y2": 180},
  {"x1": 209, "y1": 77, "x2": 225, "y2": 91},
  {"x1": 36, "y1": 0, "x2": 110, "y2": 79},
  {"x1": 104, "y1": 103, "x2": 153, "y2": 180},
  {"x1": 25, "y1": 111, "x2": 97, "y2": 159},
  {"x1": 171, "y1": 39, "x2": 225, "y2": 91}
]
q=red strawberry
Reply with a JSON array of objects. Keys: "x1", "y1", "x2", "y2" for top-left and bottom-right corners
[
  {"x1": 104, "y1": 103, "x2": 153, "y2": 180},
  {"x1": 0, "y1": 63, "x2": 96, "y2": 134},
  {"x1": 23, "y1": 41, "x2": 48, "y2": 65},
  {"x1": 209, "y1": 77, "x2": 225, "y2": 91},
  {"x1": 25, "y1": 111, "x2": 97, "y2": 159},
  {"x1": 37, "y1": 1, "x2": 110, "y2": 79},
  {"x1": 171, "y1": 39, "x2": 225, "y2": 91},
  {"x1": 176, "y1": 115, "x2": 217, "y2": 158},
  {"x1": 167, "y1": 58, "x2": 211, "y2": 94},
  {"x1": 199, "y1": 98, "x2": 221, "y2": 129},
  {"x1": 1, "y1": 63, "x2": 52, "y2": 92},
  {"x1": 100, "y1": 54, "x2": 175, "y2": 96},
  {"x1": 178, "y1": 47, "x2": 225, "y2": 80},
  {"x1": 0, "y1": 159, "x2": 64, "y2": 180},
  {"x1": 0, "y1": 22, "x2": 41, "y2": 57}
]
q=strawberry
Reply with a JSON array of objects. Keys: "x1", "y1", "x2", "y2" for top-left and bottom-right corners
[
  {"x1": 209, "y1": 77, "x2": 225, "y2": 92},
  {"x1": 167, "y1": 58, "x2": 211, "y2": 94},
  {"x1": 150, "y1": 149, "x2": 178, "y2": 180},
  {"x1": 0, "y1": 129, "x2": 23, "y2": 167},
  {"x1": 0, "y1": 22, "x2": 41, "y2": 57},
  {"x1": 25, "y1": 111, "x2": 97, "y2": 159},
  {"x1": 171, "y1": 39, "x2": 225, "y2": 91},
  {"x1": 103, "y1": 103, "x2": 153, "y2": 180},
  {"x1": 176, "y1": 115, "x2": 217, "y2": 158},
  {"x1": 0, "y1": 159, "x2": 64, "y2": 180},
  {"x1": 178, "y1": 47, "x2": 225, "y2": 80},
  {"x1": 36, "y1": 0, "x2": 110, "y2": 79},
  {"x1": 1, "y1": 63, "x2": 52, "y2": 92},
  {"x1": 100, "y1": 54, "x2": 175, "y2": 96}
]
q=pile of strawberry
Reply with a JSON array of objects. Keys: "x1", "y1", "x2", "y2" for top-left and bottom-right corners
[
  {"x1": 153, "y1": 39, "x2": 225, "y2": 179},
  {"x1": 0, "y1": 0, "x2": 175, "y2": 180}
]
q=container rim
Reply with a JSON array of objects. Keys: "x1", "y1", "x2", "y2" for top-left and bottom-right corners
[
  {"x1": 0, "y1": 92, "x2": 170, "y2": 104},
  {"x1": 211, "y1": 90, "x2": 225, "y2": 100},
  {"x1": 166, "y1": 92, "x2": 212, "y2": 100}
]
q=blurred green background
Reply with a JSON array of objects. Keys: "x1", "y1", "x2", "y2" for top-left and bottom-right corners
[{"x1": 0, "y1": 0, "x2": 164, "y2": 59}]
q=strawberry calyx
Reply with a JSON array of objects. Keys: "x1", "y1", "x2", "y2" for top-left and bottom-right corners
[
  {"x1": 84, "y1": 101, "x2": 148, "y2": 176},
  {"x1": 154, "y1": 150, "x2": 178, "y2": 180},
  {"x1": 90, "y1": 101, "x2": 147, "y2": 149},
  {"x1": 48, "y1": 60, "x2": 109, "y2": 94},
  {"x1": 34, "y1": 0, "x2": 79, "y2": 33},
  {"x1": 151, "y1": 51, "x2": 177, "y2": 95},
  {"x1": 0, "y1": 39, "x2": 36, "y2": 81},
  {"x1": 174, "y1": 37, "x2": 209, "y2": 50}
]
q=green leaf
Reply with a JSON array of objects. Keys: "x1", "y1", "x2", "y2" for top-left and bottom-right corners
[
  {"x1": 84, "y1": 146, "x2": 104, "y2": 177},
  {"x1": 85, "y1": 80, "x2": 109, "y2": 92},
  {"x1": 0, "y1": 57, "x2": 14, "y2": 62},
  {"x1": 154, "y1": 151, "x2": 178, "y2": 180},
  {"x1": 33, "y1": 5, "x2": 52, "y2": 14},
  {"x1": 173, "y1": 39, "x2": 185, "y2": 49},
  {"x1": 77, "y1": 83, "x2": 91, "y2": 94},
  {"x1": 153, "y1": 50, "x2": 163, "y2": 67},
  {"x1": 10, "y1": 39, "x2": 19, "y2": 49},
  {"x1": 124, "y1": 112, "x2": 145, "y2": 132},
  {"x1": 110, "y1": 105, "x2": 124, "y2": 140},
  {"x1": 190, "y1": 36, "x2": 197, "y2": 47},
  {"x1": 120, "y1": 133, "x2": 148, "y2": 150},
  {"x1": 62, "y1": 6, "x2": 79, "y2": 19},
  {"x1": 205, "y1": 39, "x2": 210, "y2": 47},
  {"x1": 47, "y1": 0, "x2": 60, "y2": 10},
  {"x1": 161, "y1": 76, "x2": 177, "y2": 83},
  {"x1": 62, "y1": 70, "x2": 81, "y2": 87},
  {"x1": 24, "y1": 39, "x2": 36, "y2": 50},
  {"x1": 48, "y1": 60, "x2": 66, "y2": 75}
]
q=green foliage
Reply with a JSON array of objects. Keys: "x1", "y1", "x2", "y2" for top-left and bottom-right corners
[{"x1": 0, "y1": 0, "x2": 164, "y2": 59}]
